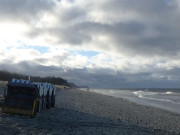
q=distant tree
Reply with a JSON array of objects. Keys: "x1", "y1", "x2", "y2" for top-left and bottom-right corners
[{"x1": 0, "y1": 70, "x2": 71, "y2": 86}]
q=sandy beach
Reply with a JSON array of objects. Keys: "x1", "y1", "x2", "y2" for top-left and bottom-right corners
[{"x1": 1, "y1": 88, "x2": 180, "y2": 134}]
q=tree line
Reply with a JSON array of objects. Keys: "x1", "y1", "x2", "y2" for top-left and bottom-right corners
[{"x1": 0, "y1": 70, "x2": 70, "y2": 86}]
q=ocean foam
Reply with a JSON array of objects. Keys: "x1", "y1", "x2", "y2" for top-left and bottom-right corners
[
  {"x1": 165, "y1": 91, "x2": 174, "y2": 94},
  {"x1": 132, "y1": 90, "x2": 177, "y2": 104},
  {"x1": 133, "y1": 90, "x2": 158, "y2": 98},
  {"x1": 133, "y1": 91, "x2": 144, "y2": 98}
]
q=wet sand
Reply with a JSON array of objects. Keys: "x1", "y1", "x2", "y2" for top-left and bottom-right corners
[{"x1": 1, "y1": 88, "x2": 180, "y2": 134}]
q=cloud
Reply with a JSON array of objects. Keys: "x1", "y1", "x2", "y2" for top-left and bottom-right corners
[
  {"x1": 1, "y1": 60, "x2": 179, "y2": 88},
  {"x1": 0, "y1": 0, "x2": 55, "y2": 21},
  {"x1": 0, "y1": 0, "x2": 180, "y2": 87},
  {"x1": 1, "y1": 0, "x2": 179, "y2": 57}
]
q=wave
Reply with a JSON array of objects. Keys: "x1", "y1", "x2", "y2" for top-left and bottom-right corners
[
  {"x1": 133, "y1": 90, "x2": 175, "y2": 97},
  {"x1": 89, "y1": 89, "x2": 180, "y2": 114},
  {"x1": 109, "y1": 90, "x2": 115, "y2": 94},
  {"x1": 133, "y1": 91, "x2": 144, "y2": 98},
  {"x1": 132, "y1": 90, "x2": 178, "y2": 104},
  {"x1": 165, "y1": 91, "x2": 174, "y2": 94},
  {"x1": 133, "y1": 91, "x2": 158, "y2": 98}
]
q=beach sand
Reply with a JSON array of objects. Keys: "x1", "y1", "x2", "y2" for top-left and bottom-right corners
[{"x1": 0, "y1": 88, "x2": 180, "y2": 134}]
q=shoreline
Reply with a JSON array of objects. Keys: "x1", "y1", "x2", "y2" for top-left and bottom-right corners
[
  {"x1": 73, "y1": 88, "x2": 180, "y2": 115},
  {"x1": 57, "y1": 89, "x2": 180, "y2": 134},
  {"x1": 86, "y1": 88, "x2": 180, "y2": 115}
]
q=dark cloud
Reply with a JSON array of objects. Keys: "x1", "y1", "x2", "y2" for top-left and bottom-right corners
[
  {"x1": 1, "y1": 0, "x2": 180, "y2": 88},
  {"x1": 0, "y1": 0, "x2": 55, "y2": 21},
  {"x1": 102, "y1": 0, "x2": 180, "y2": 57},
  {"x1": 8, "y1": 0, "x2": 179, "y2": 57},
  {"x1": 102, "y1": 0, "x2": 175, "y2": 15},
  {"x1": 60, "y1": 7, "x2": 86, "y2": 23},
  {"x1": 0, "y1": 61, "x2": 180, "y2": 88},
  {"x1": 52, "y1": 26, "x2": 92, "y2": 45},
  {"x1": 1, "y1": 0, "x2": 180, "y2": 57}
]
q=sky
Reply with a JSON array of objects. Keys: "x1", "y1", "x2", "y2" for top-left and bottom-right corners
[{"x1": 1, "y1": 0, "x2": 180, "y2": 88}]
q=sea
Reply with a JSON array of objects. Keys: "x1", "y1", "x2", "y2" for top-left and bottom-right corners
[{"x1": 88, "y1": 88, "x2": 180, "y2": 114}]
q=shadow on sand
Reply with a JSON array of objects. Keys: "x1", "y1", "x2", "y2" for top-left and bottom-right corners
[{"x1": 0, "y1": 107, "x2": 176, "y2": 135}]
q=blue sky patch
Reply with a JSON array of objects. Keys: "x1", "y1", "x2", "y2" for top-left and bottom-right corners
[
  {"x1": 28, "y1": 46, "x2": 49, "y2": 54},
  {"x1": 77, "y1": 50, "x2": 99, "y2": 57},
  {"x1": 68, "y1": 50, "x2": 99, "y2": 57},
  {"x1": 16, "y1": 41, "x2": 49, "y2": 54},
  {"x1": 19, "y1": 46, "x2": 49, "y2": 54}
]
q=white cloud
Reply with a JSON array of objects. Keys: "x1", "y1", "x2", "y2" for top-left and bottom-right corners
[{"x1": 0, "y1": 0, "x2": 180, "y2": 87}]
